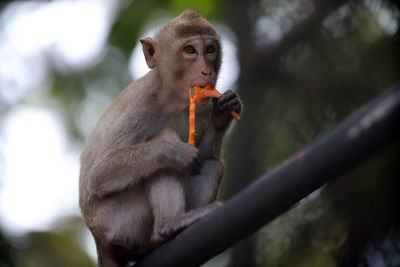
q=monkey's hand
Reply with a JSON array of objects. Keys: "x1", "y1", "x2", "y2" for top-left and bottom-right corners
[
  {"x1": 212, "y1": 90, "x2": 242, "y2": 131},
  {"x1": 157, "y1": 141, "x2": 202, "y2": 176}
]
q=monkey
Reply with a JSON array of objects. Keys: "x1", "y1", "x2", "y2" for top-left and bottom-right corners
[{"x1": 79, "y1": 9, "x2": 242, "y2": 267}]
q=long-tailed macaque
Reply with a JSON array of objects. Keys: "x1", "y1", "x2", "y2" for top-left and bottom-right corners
[{"x1": 79, "y1": 9, "x2": 242, "y2": 267}]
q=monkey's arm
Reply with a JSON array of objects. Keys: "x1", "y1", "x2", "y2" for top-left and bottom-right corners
[
  {"x1": 186, "y1": 89, "x2": 243, "y2": 209},
  {"x1": 87, "y1": 129, "x2": 201, "y2": 198},
  {"x1": 185, "y1": 123, "x2": 224, "y2": 210}
]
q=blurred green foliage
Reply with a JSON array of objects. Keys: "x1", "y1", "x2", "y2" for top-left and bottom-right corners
[{"x1": 1, "y1": 217, "x2": 95, "y2": 267}]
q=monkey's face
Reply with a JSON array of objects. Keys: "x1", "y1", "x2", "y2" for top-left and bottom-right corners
[{"x1": 161, "y1": 35, "x2": 220, "y2": 100}]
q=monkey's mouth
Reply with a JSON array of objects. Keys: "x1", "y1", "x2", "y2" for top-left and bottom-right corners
[{"x1": 196, "y1": 83, "x2": 212, "y2": 89}]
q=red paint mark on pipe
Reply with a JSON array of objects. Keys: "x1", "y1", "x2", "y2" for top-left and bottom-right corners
[{"x1": 296, "y1": 150, "x2": 305, "y2": 165}]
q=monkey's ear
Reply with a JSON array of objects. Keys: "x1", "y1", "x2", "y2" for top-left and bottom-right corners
[{"x1": 140, "y1": 37, "x2": 158, "y2": 69}]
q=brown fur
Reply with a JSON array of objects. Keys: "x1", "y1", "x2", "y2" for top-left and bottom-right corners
[{"x1": 79, "y1": 9, "x2": 242, "y2": 267}]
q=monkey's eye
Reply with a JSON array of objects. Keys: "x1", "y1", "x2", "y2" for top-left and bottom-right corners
[
  {"x1": 205, "y1": 45, "x2": 216, "y2": 54},
  {"x1": 184, "y1": 45, "x2": 196, "y2": 54}
]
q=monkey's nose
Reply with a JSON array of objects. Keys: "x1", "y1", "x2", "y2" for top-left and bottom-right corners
[{"x1": 201, "y1": 71, "x2": 211, "y2": 76}]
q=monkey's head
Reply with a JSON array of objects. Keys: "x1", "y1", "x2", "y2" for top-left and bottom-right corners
[{"x1": 140, "y1": 9, "x2": 221, "y2": 101}]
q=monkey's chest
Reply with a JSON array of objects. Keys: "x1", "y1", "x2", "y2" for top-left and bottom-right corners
[{"x1": 166, "y1": 100, "x2": 212, "y2": 143}]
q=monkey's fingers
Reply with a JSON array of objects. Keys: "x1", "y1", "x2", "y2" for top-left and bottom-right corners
[
  {"x1": 217, "y1": 90, "x2": 241, "y2": 121},
  {"x1": 218, "y1": 90, "x2": 236, "y2": 105},
  {"x1": 182, "y1": 145, "x2": 202, "y2": 175},
  {"x1": 219, "y1": 98, "x2": 241, "y2": 113},
  {"x1": 183, "y1": 158, "x2": 201, "y2": 175},
  {"x1": 191, "y1": 155, "x2": 203, "y2": 175},
  {"x1": 196, "y1": 87, "x2": 241, "y2": 121}
]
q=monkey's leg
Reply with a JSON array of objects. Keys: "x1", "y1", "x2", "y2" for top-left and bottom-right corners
[
  {"x1": 148, "y1": 173, "x2": 221, "y2": 245},
  {"x1": 186, "y1": 159, "x2": 223, "y2": 210}
]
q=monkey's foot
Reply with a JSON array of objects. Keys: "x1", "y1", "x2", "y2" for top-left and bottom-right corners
[
  {"x1": 150, "y1": 219, "x2": 182, "y2": 245},
  {"x1": 150, "y1": 231, "x2": 168, "y2": 246},
  {"x1": 151, "y1": 201, "x2": 223, "y2": 246}
]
